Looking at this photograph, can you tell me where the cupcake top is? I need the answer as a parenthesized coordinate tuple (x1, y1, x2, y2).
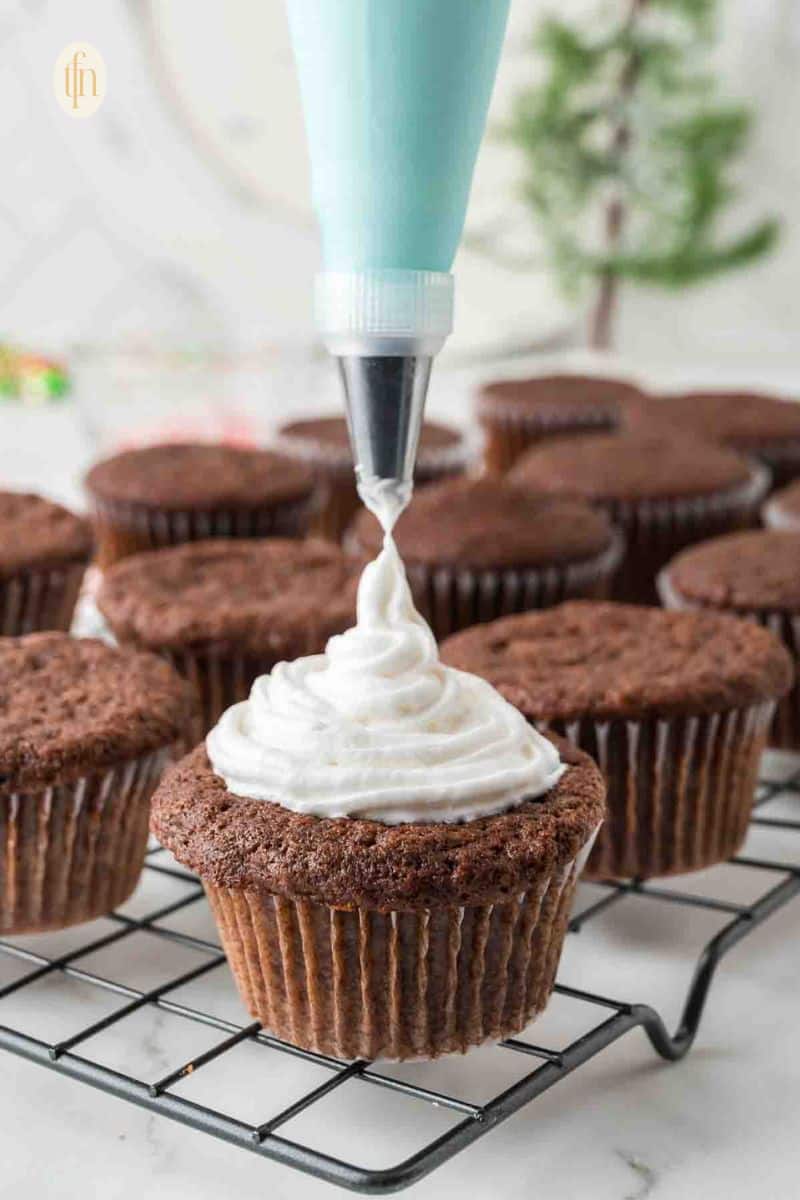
(0, 633, 196, 793)
(152, 737, 603, 908)
(665, 530, 800, 612)
(347, 476, 618, 569)
(441, 601, 793, 722)
(0, 491, 91, 577)
(85, 443, 313, 511)
(477, 374, 645, 422)
(509, 431, 755, 503)
(276, 415, 467, 476)
(98, 539, 361, 656)
(764, 480, 800, 529)
(630, 390, 800, 449)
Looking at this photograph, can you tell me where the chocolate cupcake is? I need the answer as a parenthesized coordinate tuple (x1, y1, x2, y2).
(85, 443, 314, 567)
(763, 480, 800, 531)
(152, 542, 604, 1060)
(476, 374, 647, 474)
(0, 491, 91, 635)
(275, 415, 469, 541)
(510, 431, 768, 605)
(442, 602, 792, 881)
(98, 539, 361, 739)
(627, 390, 800, 489)
(660, 530, 800, 750)
(0, 634, 195, 933)
(345, 477, 623, 640)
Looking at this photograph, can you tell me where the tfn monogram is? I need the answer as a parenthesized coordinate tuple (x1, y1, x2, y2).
(54, 43, 106, 118)
(64, 49, 98, 111)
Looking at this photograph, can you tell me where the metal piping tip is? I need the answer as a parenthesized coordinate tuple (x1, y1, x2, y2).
(337, 354, 432, 529)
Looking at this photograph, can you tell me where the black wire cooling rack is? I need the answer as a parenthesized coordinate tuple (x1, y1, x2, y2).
(1, 763, 799, 1195)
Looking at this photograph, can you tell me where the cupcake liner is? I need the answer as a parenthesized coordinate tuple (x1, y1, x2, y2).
(90, 494, 312, 567)
(401, 531, 624, 642)
(204, 843, 589, 1061)
(0, 562, 87, 636)
(0, 748, 168, 934)
(660, 569, 800, 752)
(601, 462, 770, 606)
(546, 703, 773, 881)
(160, 648, 283, 745)
(479, 404, 617, 476)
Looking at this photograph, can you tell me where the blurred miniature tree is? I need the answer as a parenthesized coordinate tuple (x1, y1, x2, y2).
(504, 0, 779, 349)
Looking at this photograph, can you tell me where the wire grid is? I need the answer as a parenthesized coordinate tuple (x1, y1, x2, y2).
(0, 765, 799, 1195)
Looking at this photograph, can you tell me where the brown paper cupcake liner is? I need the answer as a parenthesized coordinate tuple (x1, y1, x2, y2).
(204, 841, 592, 1061)
(401, 531, 624, 642)
(660, 570, 800, 752)
(545, 702, 773, 881)
(161, 648, 283, 745)
(479, 404, 617, 476)
(0, 562, 87, 636)
(601, 462, 770, 606)
(0, 748, 168, 934)
(90, 493, 312, 568)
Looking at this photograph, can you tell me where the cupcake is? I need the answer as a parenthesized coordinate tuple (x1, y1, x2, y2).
(763, 480, 800, 531)
(660, 530, 800, 750)
(98, 539, 362, 740)
(85, 443, 314, 567)
(627, 390, 800, 490)
(442, 602, 792, 881)
(0, 491, 91, 635)
(509, 431, 768, 605)
(0, 633, 195, 933)
(152, 540, 605, 1060)
(345, 477, 623, 641)
(275, 415, 469, 541)
(476, 374, 647, 475)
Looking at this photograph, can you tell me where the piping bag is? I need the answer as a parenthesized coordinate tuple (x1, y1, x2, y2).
(285, 0, 511, 531)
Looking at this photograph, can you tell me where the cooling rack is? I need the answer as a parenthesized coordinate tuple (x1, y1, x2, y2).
(1, 762, 798, 1195)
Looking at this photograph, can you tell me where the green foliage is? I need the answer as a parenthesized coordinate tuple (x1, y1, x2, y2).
(504, 0, 779, 304)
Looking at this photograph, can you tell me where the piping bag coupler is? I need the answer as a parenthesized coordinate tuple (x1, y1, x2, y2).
(316, 268, 454, 525)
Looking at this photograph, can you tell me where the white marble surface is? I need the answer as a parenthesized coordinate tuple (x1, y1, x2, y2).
(1, 760, 799, 1200)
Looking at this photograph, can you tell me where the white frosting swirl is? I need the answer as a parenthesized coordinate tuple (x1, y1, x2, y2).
(206, 536, 564, 823)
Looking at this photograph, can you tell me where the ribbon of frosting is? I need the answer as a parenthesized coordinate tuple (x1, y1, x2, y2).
(207, 535, 564, 823)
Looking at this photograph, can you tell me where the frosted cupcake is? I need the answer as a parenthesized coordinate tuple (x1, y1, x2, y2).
(152, 537, 604, 1060)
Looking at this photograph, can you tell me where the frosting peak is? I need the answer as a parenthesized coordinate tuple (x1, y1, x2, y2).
(207, 535, 564, 824)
